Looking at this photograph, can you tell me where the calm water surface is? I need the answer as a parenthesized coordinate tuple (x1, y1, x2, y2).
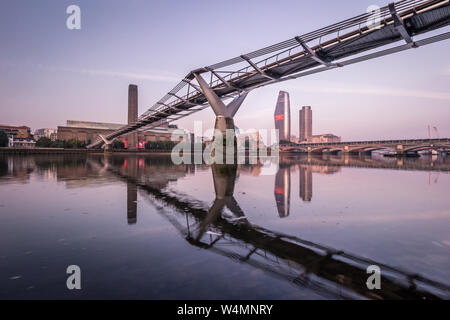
(0, 154, 449, 299)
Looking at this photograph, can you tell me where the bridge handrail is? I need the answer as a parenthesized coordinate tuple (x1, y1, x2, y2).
(137, 0, 431, 121)
(88, 0, 449, 148)
(139, 0, 433, 119)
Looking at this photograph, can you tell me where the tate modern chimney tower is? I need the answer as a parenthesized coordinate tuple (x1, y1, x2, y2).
(274, 91, 291, 142)
(127, 84, 138, 150)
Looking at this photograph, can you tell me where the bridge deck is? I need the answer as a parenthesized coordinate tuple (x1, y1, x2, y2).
(89, 0, 450, 148)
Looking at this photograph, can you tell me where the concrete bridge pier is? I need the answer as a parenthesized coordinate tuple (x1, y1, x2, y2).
(396, 144, 404, 156)
(98, 134, 114, 153)
(193, 73, 248, 160)
(343, 146, 360, 155)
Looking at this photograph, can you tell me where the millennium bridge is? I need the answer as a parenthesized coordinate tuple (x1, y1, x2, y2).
(88, 0, 450, 149)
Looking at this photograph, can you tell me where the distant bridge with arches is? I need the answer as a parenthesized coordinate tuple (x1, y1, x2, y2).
(279, 138, 450, 155)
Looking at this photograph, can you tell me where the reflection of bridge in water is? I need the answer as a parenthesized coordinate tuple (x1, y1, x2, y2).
(2, 154, 449, 299)
(281, 153, 450, 172)
(280, 138, 450, 155)
(88, 155, 450, 300)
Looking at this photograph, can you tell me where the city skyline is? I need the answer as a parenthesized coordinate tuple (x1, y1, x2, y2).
(1, 0, 449, 303)
(0, 0, 449, 141)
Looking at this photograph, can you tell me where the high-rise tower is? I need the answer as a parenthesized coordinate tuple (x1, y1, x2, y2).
(127, 84, 138, 150)
(299, 106, 312, 142)
(274, 91, 291, 142)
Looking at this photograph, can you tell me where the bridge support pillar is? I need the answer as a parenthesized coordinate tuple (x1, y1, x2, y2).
(396, 144, 404, 156)
(99, 134, 114, 153)
(193, 73, 248, 160)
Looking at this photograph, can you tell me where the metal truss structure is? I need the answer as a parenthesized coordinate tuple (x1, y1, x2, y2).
(88, 0, 450, 148)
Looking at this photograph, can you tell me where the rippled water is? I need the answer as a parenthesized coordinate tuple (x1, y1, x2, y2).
(0, 154, 449, 299)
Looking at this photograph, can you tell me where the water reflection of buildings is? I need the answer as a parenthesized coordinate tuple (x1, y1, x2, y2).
(299, 165, 312, 202)
(1, 154, 450, 299)
(101, 157, 449, 300)
(299, 164, 340, 202)
(93, 155, 195, 225)
(274, 165, 290, 217)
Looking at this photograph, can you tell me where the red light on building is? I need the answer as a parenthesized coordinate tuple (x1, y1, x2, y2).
(275, 114, 284, 121)
(138, 141, 145, 149)
(122, 140, 128, 149)
(275, 187, 284, 195)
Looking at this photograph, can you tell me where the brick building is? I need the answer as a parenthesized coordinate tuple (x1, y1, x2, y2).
(0, 125, 31, 139)
(57, 85, 185, 148)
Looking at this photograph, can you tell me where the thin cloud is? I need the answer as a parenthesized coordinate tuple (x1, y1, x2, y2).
(285, 83, 450, 101)
(61, 67, 180, 83)
(2, 61, 181, 83)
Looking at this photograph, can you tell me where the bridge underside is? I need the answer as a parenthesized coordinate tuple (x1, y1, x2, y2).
(88, 0, 450, 148)
(404, 145, 450, 152)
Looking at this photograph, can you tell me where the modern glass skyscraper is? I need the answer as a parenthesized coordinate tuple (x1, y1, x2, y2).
(299, 106, 312, 142)
(274, 91, 291, 142)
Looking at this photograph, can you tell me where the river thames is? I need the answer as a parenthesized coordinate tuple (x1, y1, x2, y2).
(0, 154, 449, 299)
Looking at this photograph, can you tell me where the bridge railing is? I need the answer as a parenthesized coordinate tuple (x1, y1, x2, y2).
(138, 0, 435, 122)
(88, 0, 450, 148)
(139, 0, 435, 121)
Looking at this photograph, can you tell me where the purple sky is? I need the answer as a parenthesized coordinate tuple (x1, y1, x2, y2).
(0, 0, 449, 140)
